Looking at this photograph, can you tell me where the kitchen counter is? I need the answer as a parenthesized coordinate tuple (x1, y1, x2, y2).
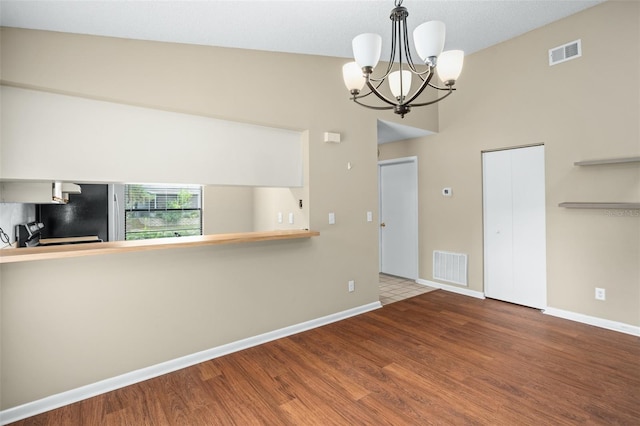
(39, 236, 102, 245)
(0, 229, 319, 264)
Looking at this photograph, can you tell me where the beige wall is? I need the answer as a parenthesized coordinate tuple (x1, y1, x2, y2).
(0, 26, 436, 408)
(1, 0, 638, 411)
(202, 186, 255, 234)
(380, 1, 640, 325)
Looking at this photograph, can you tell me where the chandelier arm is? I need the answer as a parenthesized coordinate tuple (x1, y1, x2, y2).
(408, 87, 454, 107)
(371, 19, 397, 83)
(353, 79, 386, 98)
(402, 15, 420, 74)
(413, 67, 435, 84)
(397, 14, 407, 101)
(402, 68, 436, 106)
(351, 84, 384, 101)
(384, 18, 399, 78)
(353, 98, 395, 111)
(365, 78, 402, 107)
(428, 82, 458, 91)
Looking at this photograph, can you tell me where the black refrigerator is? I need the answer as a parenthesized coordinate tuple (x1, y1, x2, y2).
(37, 184, 109, 241)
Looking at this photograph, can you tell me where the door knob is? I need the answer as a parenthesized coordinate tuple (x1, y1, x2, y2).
(380, 222, 386, 227)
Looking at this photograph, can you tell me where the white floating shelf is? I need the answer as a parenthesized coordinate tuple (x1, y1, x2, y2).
(574, 156, 640, 166)
(559, 202, 640, 209)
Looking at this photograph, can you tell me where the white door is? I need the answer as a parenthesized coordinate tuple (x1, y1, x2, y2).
(379, 157, 418, 279)
(483, 146, 547, 309)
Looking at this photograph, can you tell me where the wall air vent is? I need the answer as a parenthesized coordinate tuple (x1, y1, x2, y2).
(433, 250, 468, 286)
(549, 39, 582, 66)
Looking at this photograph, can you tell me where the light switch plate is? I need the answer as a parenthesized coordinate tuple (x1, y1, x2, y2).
(328, 212, 336, 225)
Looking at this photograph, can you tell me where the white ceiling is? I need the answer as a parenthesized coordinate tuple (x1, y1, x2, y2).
(0, 0, 605, 143)
(0, 0, 604, 59)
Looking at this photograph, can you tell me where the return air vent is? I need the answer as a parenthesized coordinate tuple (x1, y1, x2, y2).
(433, 250, 468, 286)
(549, 39, 582, 66)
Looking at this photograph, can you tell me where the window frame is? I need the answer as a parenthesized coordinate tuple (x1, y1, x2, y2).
(124, 184, 203, 241)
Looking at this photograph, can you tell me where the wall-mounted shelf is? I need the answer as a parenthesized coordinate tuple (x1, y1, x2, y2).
(561, 155, 640, 210)
(559, 202, 640, 209)
(574, 156, 640, 166)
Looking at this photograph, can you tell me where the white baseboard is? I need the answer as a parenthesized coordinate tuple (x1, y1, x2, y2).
(417, 280, 639, 337)
(543, 307, 640, 337)
(0, 301, 382, 425)
(416, 278, 486, 299)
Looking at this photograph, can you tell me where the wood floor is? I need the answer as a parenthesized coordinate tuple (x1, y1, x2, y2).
(10, 290, 640, 425)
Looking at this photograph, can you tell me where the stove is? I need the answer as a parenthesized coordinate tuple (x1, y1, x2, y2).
(15, 222, 102, 247)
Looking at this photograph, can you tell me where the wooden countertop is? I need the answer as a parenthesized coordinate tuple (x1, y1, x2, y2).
(0, 229, 319, 264)
(40, 236, 102, 244)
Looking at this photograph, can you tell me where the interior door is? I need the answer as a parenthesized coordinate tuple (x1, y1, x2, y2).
(483, 145, 547, 309)
(379, 157, 418, 279)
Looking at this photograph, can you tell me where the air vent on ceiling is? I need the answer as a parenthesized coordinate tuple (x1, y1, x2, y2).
(549, 39, 582, 66)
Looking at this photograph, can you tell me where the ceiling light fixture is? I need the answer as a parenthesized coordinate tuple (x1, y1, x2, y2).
(342, 0, 464, 118)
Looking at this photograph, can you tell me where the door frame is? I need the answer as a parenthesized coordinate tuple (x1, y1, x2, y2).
(378, 156, 419, 279)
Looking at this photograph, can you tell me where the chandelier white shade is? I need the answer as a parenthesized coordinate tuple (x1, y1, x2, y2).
(352, 33, 383, 69)
(413, 21, 446, 63)
(437, 50, 465, 85)
(389, 70, 412, 98)
(342, 62, 366, 92)
(342, 0, 464, 118)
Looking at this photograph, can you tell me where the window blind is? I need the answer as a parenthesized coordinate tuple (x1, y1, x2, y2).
(124, 184, 202, 240)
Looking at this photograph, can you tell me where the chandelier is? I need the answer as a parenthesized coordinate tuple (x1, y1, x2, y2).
(342, 0, 464, 118)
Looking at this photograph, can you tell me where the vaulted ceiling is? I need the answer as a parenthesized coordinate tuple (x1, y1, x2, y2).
(0, 0, 605, 143)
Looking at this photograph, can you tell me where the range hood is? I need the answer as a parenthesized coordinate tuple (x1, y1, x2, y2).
(0, 181, 81, 204)
(53, 181, 82, 203)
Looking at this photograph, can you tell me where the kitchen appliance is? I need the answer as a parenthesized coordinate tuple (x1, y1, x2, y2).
(15, 221, 103, 247)
(15, 222, 45, 247)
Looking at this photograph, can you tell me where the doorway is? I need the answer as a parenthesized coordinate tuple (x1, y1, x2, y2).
(482, 145, 547, 309)
(378, 157, 418, 279)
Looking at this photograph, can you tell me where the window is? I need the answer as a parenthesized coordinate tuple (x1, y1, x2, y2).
(124, 184, 202, 240)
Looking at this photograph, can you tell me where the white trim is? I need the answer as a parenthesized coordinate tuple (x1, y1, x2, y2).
(544, 307, 640, 337)
(416, 278, 486, 299)
(377, 156, 418, 166)
(417, 280, 638, 337)
(0, 301, 382, 425)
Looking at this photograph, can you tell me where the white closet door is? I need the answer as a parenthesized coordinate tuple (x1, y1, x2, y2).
(483, 146, 547, 309)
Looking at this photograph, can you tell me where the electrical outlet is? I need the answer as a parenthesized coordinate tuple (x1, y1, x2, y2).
(348, 280, 355, 293)
(595, 287, 606, 301)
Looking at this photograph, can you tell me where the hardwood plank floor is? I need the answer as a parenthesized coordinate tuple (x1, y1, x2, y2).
(9, 290, 640, 425)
